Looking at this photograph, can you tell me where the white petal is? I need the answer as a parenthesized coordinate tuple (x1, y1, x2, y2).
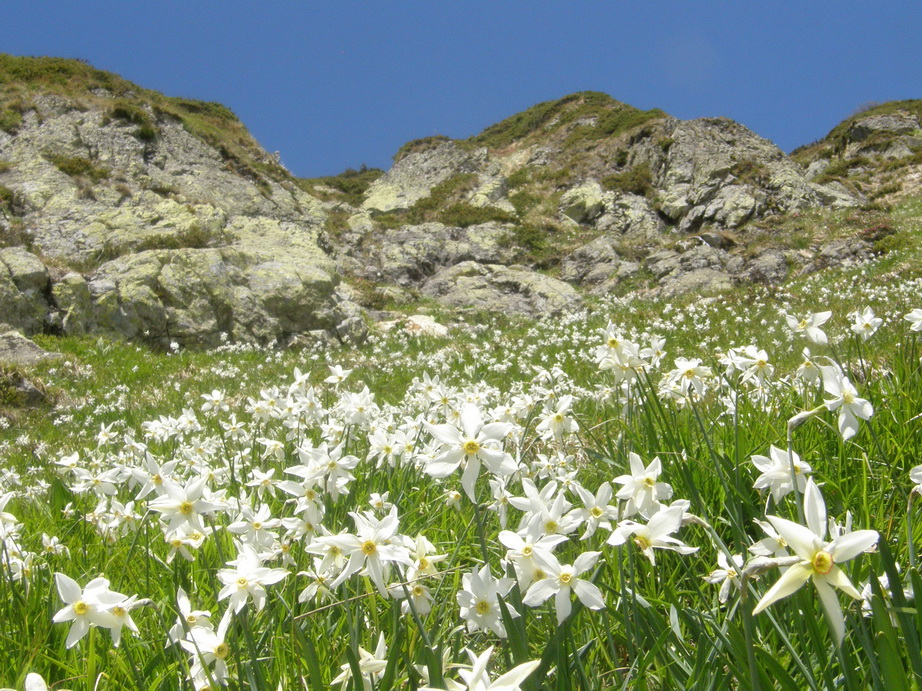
(803, 479, 827, 540)
(555, 587, 572, 625)
(55, 573, 82, 604)
(573, 580, 606, 610)
(828, 530, 878, 563)
(766, 515, 822, 561)
(490, 659, 541, 691)
(814, 575, 846, 646)
(825, 566, 863, 600)
(460, 404, 483, 440)
(25, 674, 48, 691)
(752, 562, 812, 614)
(572, 551, 601, 575)
(522, 578, 557, 607)
(425, 423, 461, 446)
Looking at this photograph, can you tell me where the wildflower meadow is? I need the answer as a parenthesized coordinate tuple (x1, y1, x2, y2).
(2, 256, 922, 690)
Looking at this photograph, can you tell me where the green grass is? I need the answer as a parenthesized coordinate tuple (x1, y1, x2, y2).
(467, 91, 667, 151)
(297, 166, 386, 207)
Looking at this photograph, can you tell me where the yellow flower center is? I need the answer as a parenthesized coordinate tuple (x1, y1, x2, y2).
(419, 557, 429, 569)
(362, 540, 377, 556)
(463, 440, 480, 455)
(534, 568, 546, 580)
(113, 606, 126, 617)
(812, 550, 834, 575)
(545, 520, 558, 533)
(635, 536, 651, 551)
(252, 522, 262, 530)
(475, 600, 491, 614)
(591, 506, 604, 518)
(412, 585, 425, 597)
(798, 318, 808, 329)
(179, 501, 194, 515)
(214, 642, 229, 659)
(187, 615, 198, 624)
(843, 391, 855, 404)
(608, 337, 620, 348)
(237, 577, 248, 587)
(560, 572, 573, 585)
(554, 413, 564, 423)
(73, 600, 88, 615)
(522, 545, 533, 557)
(643, 476, 656, 488)
(153, 474, 163, 485)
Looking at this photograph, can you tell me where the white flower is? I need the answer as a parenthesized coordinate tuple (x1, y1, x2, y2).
(785, 311, 832, 345)
(904, 308, 922, 332)
(217, 544, 289, 613)
(498, 527, 567, 590)
(567, 481, 619, 540)
(535, 395, 579, 441)
(795, 348, 821, 384)
(181, 611, 232, 686)
(331, 632, 387, 690)
(614, 453, 673, 519)
(849, 307, 882, 341)
(167, 587, 212, 646)
(751, 445, 812, 504)
(820, 362, 873, 440)
(704, 553, 744, 603)
(453, 646, 540, 691)
(52, 573, 126, 648)
(752, 479, 879, 645)
(425, 404, 515, 501)
(607, 504, 698, 565)
(322, 506, 412, 597)
(522, 550, 605, 624)
(457, 564, 514, 638)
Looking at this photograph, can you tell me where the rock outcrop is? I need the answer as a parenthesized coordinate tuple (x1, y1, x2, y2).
(0, 59, 904, 341)
(0, 58, 350, 346)
(422, 261, 581, 317)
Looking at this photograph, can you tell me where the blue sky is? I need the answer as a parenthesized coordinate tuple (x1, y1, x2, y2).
(2, 2, 919, 178)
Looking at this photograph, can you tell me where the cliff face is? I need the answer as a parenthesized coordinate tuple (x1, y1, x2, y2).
(0, 59, 906, 345)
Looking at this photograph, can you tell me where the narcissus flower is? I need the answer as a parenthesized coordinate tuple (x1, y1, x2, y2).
(522, 550, 605, 624)
(820, 362, 873, 441)
(425, 404, 516, 501)
(752, 479, 879, 645)
(785, 311, 832, 345)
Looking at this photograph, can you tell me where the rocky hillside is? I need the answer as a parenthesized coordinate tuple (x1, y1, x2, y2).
(327, 92, 866, 308)
(0, 55, 358, 347)
(0, 56, 913, 347)
(793, 100, 922, 203)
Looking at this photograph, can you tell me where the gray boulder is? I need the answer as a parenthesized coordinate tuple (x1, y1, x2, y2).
(88, 247, 338, 347)
(352, 222, 518, 285)
(0, 248, 50, 334)
(422, 261, 582, 316)
(0, 329, 62, 367)
(363, 141, 488, 213)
